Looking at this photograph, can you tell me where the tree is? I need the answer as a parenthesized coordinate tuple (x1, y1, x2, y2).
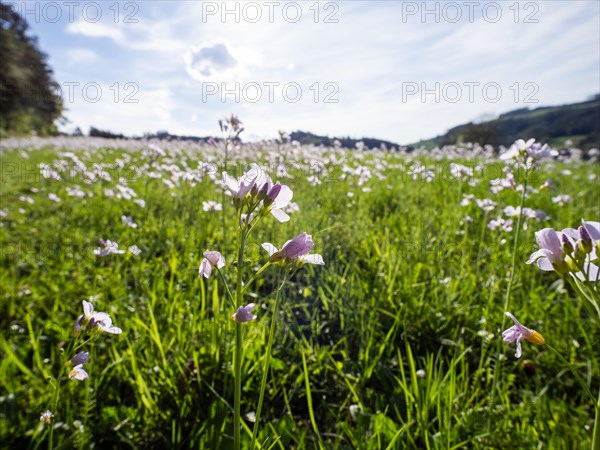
(0, 1, 63, 135)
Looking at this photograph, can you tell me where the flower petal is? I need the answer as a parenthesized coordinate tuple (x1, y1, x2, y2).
(261, 243, 278, 256)
(535, 228, 562, 264)
(270, 208, 290, 223)
(299, 254, 325, 265)
(82, 300, 94, 317)
(526, 249, 546, 265)
(272, 185, 293, 208)
(536, 257, 554, 272)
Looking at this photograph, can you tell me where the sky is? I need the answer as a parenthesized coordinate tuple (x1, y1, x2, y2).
(13, 0, 600, 144)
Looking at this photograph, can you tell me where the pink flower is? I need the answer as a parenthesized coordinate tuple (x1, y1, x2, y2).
(222, 165, 269, 199)
(265, 182, 293, 223)
(40, 410, 53, 424)
(231, 303, 257, 323)
(262, 232, 324, 265)
(582, 220, 600, 248)
(528, 226, 599, 281)
(198, 251, 225, 278)
(73, 300, 122, 334)
(502, 312, 545, 358)
(526, 228, 569, 274)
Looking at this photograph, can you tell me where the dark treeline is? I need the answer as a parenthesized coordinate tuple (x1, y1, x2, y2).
(0, 1, 63, 136)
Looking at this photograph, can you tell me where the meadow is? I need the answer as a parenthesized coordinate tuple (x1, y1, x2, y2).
(0, 128, 599, 449)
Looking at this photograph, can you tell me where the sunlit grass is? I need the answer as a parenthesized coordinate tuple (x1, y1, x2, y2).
(0, 138, 598, 449)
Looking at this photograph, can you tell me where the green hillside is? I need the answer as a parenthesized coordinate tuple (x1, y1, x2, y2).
(414, 95, 600, 150)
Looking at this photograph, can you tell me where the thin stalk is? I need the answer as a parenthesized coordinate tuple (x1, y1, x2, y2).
(250, 271, 289, 448)
(233, 219, 247, 450)
(568, 276, 600, 321)
(593, 389, 600, 450)
(242, 262, 272, 295)
(47, 363, 65, 450)
(489, 172, 528, 419)
(47, 333, 83, 450)
(216, 268, 236, 309)
(545, 344, 595, 403)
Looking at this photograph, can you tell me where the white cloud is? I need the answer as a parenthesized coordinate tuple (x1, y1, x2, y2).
(185, 42, 238, 79)
(51, 1, 599, 144)
(65, 20, 124, 41)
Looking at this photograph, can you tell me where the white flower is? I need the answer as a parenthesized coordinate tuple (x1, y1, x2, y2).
(202, 200, 222, 212)
(128, 245, 142, 255)
(198, 251, 226, 278)
(94, 240, 125, 256)
(69, 364, 89, 381)
(121, 215, 138, 228)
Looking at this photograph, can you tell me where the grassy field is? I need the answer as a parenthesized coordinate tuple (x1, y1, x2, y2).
(1, 133, 599, 449)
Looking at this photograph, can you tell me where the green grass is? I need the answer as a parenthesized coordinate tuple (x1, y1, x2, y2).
(0, 139, 599, 449)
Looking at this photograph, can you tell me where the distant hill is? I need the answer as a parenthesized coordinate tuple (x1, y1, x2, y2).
(289, 131, 398, 150)
(81, 96, 600, 152)
(412, 95, 600, 150)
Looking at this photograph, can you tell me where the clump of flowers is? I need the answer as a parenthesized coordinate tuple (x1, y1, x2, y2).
(41, 298, 122, 448)
(73, 300, 122, 334)
(527, 222, 599, 282)
(500, 138, 558, 168)
(198, 117, 325, 450)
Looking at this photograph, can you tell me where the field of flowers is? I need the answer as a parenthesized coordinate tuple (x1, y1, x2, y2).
(1, 121, 599, 449)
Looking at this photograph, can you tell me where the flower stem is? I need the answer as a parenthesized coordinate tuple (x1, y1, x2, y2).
(233, 223, 247, 450)
(488, 173, 528, 422)
(48, 335, 79, 450)
(545, 344, 595, 403)
(242, 262, 272, 295)
(592, 389, 600, 450)
(250, 271, 289, 448)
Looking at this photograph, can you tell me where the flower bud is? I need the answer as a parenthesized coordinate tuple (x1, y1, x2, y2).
(578, 225, 593, 253)
(257, 182, 269, 200)
(573, 242, 586, 261)
(267, 183, 282, 201)
(564, 256, 579, 274)
(561, 234, 574, 255)
(70, 351, 89, 366)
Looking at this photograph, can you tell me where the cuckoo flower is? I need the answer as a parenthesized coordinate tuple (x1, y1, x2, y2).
(94, 239, 125, 256)
(262, 232, 324, 265)
(529, 225, 599, 281)
(502, 312, 545, 358)
(264, 182, 293, 223)
(198, 251, 225, 278)
(231, 303, 257, 323)
(69, 364, 89, 381)
(582, 220, 600, 250)
(222, 165, 269, 200)
(500, 138, 557, 168)
(526, 228, 569, 274)
(40, 410, 54, 424)
(73, 300, 122, 334)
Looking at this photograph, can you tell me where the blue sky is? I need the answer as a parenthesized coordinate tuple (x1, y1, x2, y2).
(15, 0, 600, 144)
